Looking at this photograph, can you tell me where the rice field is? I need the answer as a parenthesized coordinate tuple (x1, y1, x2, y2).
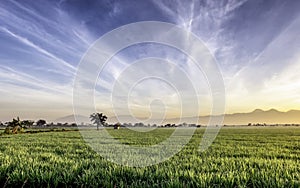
(0, 127, 299, 187)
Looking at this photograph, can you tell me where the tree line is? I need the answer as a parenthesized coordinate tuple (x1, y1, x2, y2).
(2, 113, 299, 134)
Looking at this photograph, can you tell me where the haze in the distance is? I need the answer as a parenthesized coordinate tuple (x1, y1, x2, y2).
(0, 0, 300, 122)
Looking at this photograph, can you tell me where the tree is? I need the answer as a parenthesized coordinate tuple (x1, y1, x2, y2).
(22, 120, 34, 128)
(7, 117, 20, 127)
(6, 117, 26, 134)
(71, 123, 77, 127)
(90, 113, 107, 130)
(36, 119, 46, 126)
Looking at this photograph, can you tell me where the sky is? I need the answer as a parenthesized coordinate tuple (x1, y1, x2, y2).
(0, 0, 300, 122)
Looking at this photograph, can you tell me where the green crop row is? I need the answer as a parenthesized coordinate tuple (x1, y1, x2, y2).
(0, 127, 299, 187)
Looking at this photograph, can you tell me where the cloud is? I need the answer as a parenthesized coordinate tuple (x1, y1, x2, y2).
(0, 0, 98, 120)
(1, 0, 300, 121)
(0, 64, 72, 94)
(226, 14, 300, 112)
(1, 27, 76, 73)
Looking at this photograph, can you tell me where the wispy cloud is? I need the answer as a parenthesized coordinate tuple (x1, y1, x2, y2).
(0, 68, 73, 121)
(1, 27, 76, 73)
(0, 0, 300, 121)
(0, 64, 72, 95)
(226, 14, 300, 112)
(0, 0, 97, 120)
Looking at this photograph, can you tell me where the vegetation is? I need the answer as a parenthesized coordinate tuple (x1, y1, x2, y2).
(90, 113, 107, 130)
(114, 122, 121, 129)
(36, 119, 47, 126)
(4, 117, 31, 134)
(0, 127, 299, 187)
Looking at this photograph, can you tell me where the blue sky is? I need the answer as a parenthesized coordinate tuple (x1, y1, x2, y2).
(0, 0, 300, 121)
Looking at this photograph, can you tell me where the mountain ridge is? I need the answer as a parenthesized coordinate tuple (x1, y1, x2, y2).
(54, 109, 300, 125)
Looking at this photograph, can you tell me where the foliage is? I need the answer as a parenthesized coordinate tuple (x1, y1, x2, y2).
(4, 118, 35, 134)
(5, 117, 28, 134)
(0, 127, 299, 187)
(6, 117, 21, 127)
(90, 113, 107, 130)
(22, 120, 34, 128)
(36, 119, 46, 126)
(4, 127, 11, 134)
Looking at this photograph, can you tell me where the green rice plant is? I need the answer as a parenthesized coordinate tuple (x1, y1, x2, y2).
(0, 127, 299, 187)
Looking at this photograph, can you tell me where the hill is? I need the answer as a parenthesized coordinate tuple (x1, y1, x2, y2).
(53, 115, 89, 124)
(55, 109, 300, 125)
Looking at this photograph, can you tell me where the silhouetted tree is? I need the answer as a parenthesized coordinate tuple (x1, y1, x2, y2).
(90, 113, 107, 130)
(36, 119, 46, 126)
(71, 123, 77, 127)
(165, 124, 171, 127)
(22, 120, 34, 128)
(6, 117, 26, 134)
(7, 117, 20, 127)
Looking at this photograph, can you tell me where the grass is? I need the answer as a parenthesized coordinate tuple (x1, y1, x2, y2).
(0, 127, 299, 187)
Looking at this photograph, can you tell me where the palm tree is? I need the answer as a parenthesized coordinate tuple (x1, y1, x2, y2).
(90, 113, 107, 130)
(6, 117, 24, 134)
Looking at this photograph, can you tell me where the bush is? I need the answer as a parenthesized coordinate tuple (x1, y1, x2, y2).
(4, 127, 11, 134)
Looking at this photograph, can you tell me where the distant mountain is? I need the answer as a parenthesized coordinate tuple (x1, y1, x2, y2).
(166, 109, 300, 125)
(108, 115, 150, 124)
(55, 109, 300, 125)
(53, 114, 89, 124)
(221, 109, 300, 125)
